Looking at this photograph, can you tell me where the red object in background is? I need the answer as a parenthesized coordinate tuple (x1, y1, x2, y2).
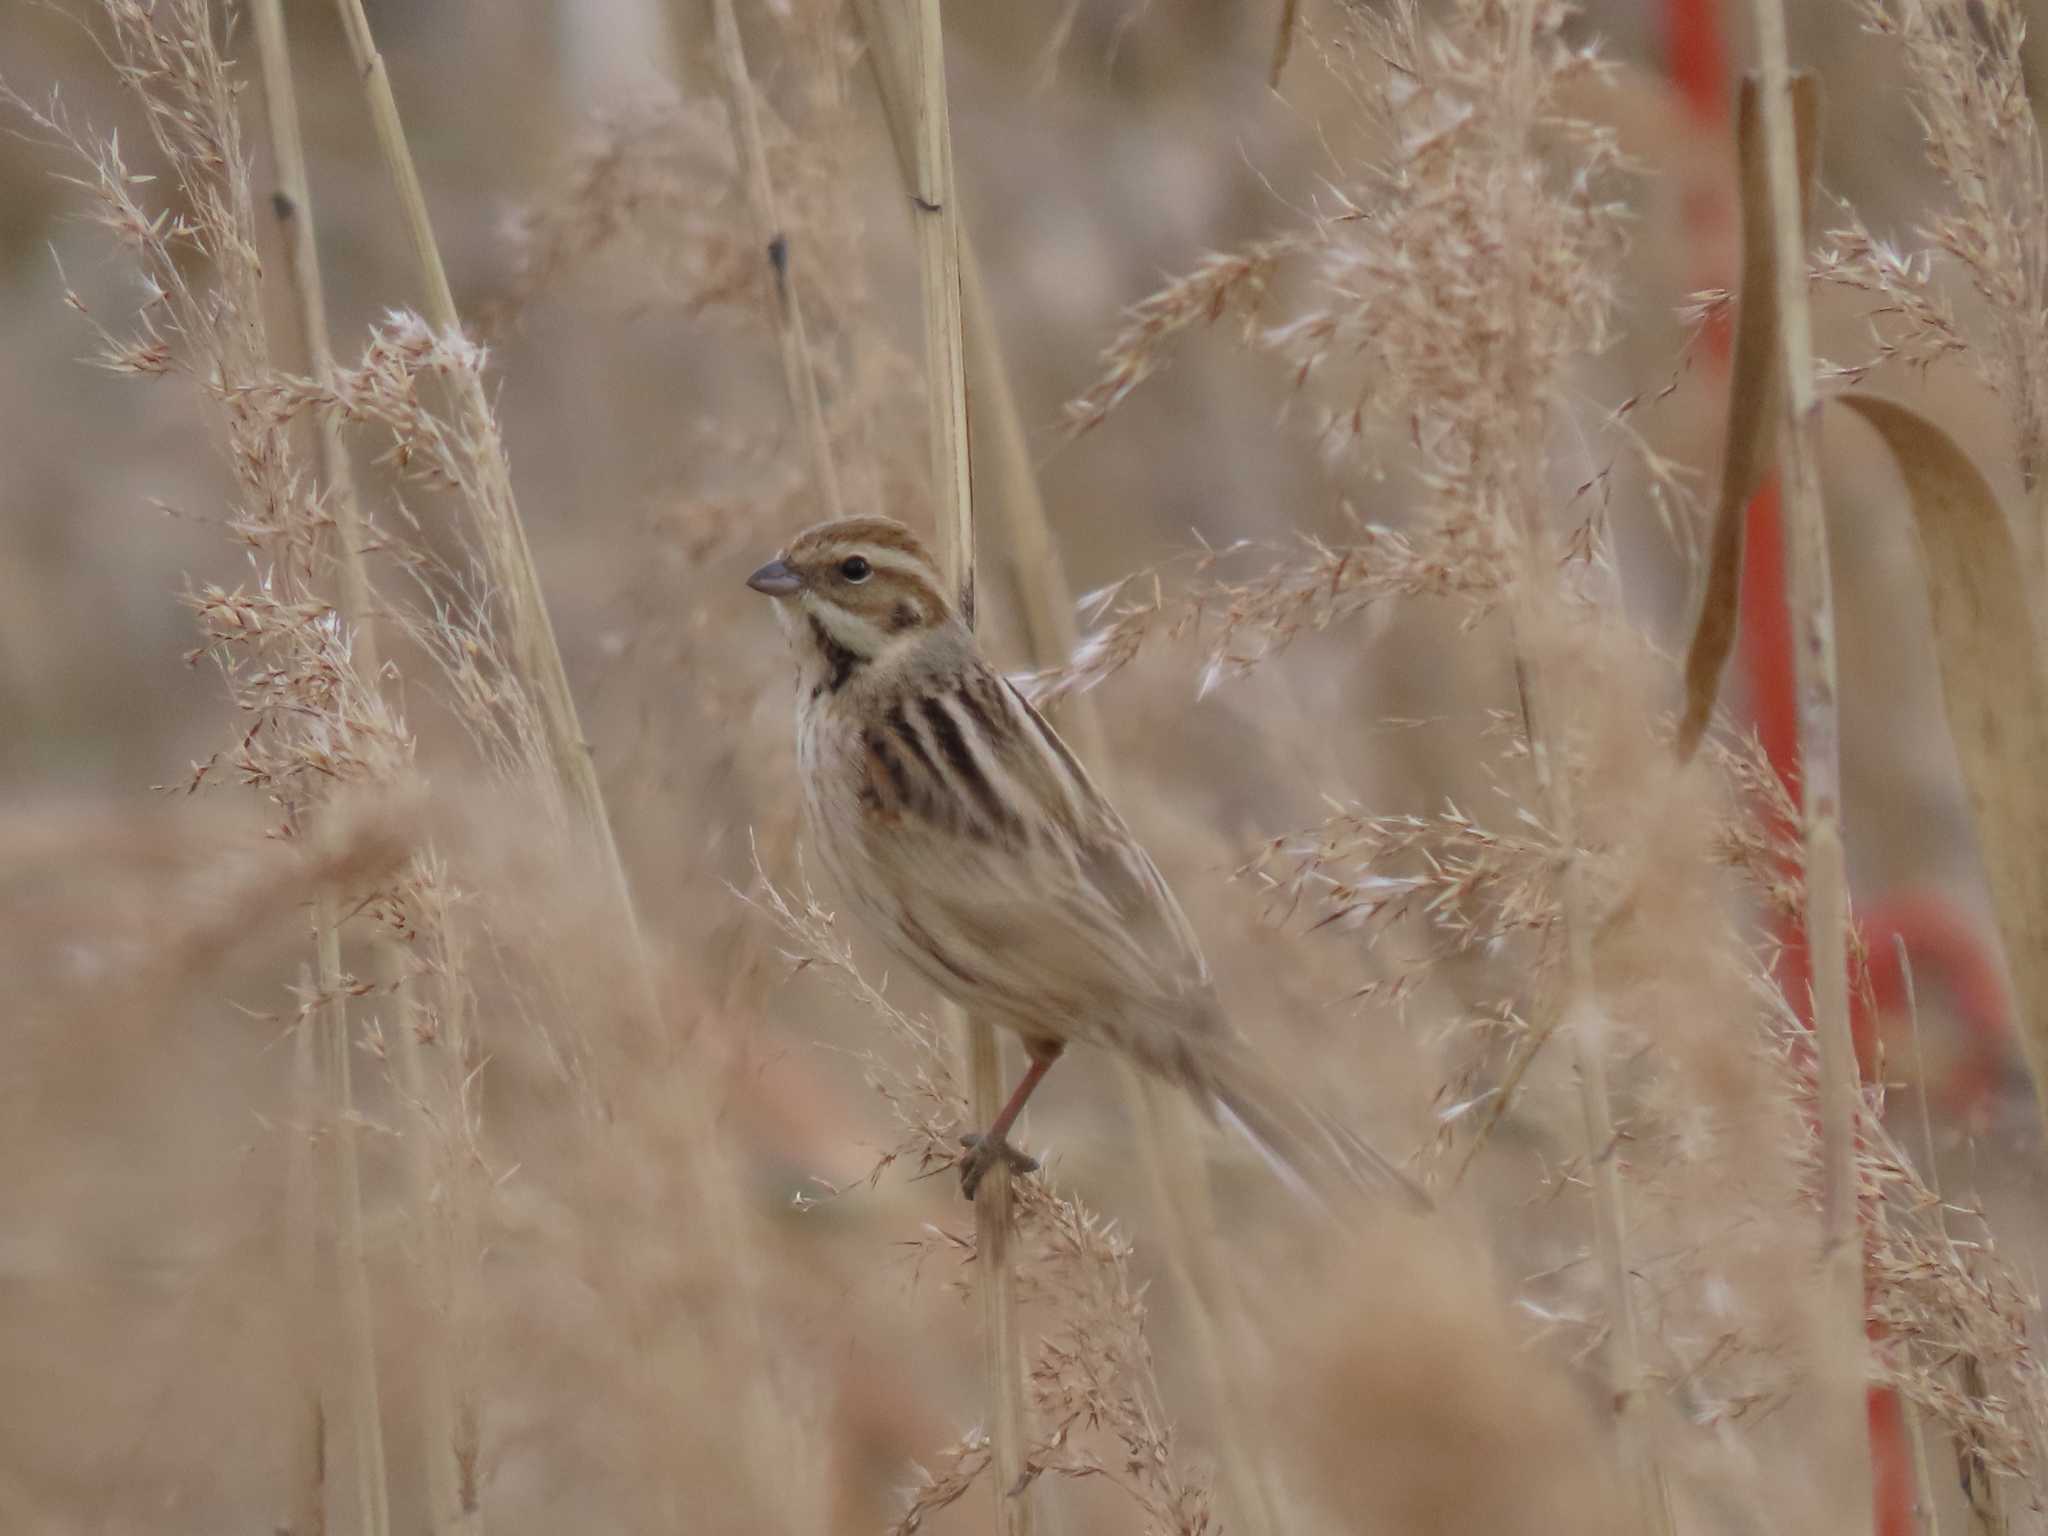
(1667, 0, 1727, 122)
(1856, 891, 2012, 1113)
(1662, 4, 2010, 1534)
(1737, 478, 1811, 1002)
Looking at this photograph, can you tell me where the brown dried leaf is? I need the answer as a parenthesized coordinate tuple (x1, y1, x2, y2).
(1675, 71, 1822, 762)
(1836, 391, 2046, 1112)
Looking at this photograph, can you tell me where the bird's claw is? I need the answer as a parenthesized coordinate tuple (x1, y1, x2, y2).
(957, 1132, 1039, 1200)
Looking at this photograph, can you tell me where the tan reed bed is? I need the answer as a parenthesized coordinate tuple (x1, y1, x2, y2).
(12, 1, 2048, 1532)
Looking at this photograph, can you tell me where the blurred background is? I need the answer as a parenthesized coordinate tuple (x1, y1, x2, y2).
(2, 2, 2043, 1532)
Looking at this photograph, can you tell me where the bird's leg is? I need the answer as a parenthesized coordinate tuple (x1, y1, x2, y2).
(958, 1039, 1063, 1199)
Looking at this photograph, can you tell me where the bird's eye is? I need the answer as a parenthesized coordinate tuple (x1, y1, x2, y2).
(839, 555, 873, 582)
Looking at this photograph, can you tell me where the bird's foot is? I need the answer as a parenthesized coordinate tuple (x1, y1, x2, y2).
(957, 1132, 1039, 1200)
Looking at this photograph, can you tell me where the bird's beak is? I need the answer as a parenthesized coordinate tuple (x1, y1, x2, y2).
(746, 558, 802, 597)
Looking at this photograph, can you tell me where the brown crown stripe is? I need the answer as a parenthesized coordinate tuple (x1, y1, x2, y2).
(787, 516, 936, 565)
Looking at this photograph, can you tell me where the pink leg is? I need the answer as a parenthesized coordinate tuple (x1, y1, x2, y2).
(958, 1042, 1063, 1199)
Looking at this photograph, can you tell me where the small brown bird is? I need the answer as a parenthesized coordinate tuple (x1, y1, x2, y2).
(750, 515, 1427, 1210)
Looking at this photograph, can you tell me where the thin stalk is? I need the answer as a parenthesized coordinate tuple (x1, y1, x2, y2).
(328, 6, 810, 1524)
(894, 0, 1033, 1526)
(1746, 2, 1875, 1528)
(330, 0, 639, 925)
(253, 0, 369, 631)
(318, 901, 391, 1536)
(1895, 939, 1942, 1536)
(962, 213, 1287, 1536)
(1507, 641, 1673, 1536)
(850, 6, 1278, 1525)
(2035, 474, 2048, 619)
(250, 8, 471, 1528)
(1270, 0, 1301, 87)
(709, 0, 844, 521)
(285, 964, 327, 1536)
(1957, 1351, 2009, 1536)
(1496, 3, 1670, 1530)
(1900, 936, 2002, 1536)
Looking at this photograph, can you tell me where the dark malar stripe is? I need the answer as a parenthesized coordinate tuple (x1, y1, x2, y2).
(808, 615, 862, 694)
(919, 693, 1018, 836)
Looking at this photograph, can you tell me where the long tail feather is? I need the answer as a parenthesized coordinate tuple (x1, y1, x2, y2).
(1204, 1046, 1432, 1214)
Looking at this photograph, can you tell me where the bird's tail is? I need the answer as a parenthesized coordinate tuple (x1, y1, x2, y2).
(1201, 1043, 1432, 1215)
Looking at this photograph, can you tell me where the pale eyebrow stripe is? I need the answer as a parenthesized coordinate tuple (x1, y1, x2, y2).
(852, 548, 935, 581)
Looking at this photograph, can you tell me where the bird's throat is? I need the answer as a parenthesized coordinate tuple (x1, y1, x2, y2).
(806, 614, 864, 697)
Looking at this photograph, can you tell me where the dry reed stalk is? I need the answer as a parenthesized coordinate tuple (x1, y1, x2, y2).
(1895, 939, 1945, 1536)
(1745, 5, 1875, 1527)
(249, 5, 473, 1527)
(1827, 425, 2048, 1477)
(255, 350, 394, 1525)
(317, 905, 392, 1536)
(963, 248, 1288, 1536)
(888, 0, 1034, 1525)
(1837, 391, 2048, 1158)
(1680, 64, 2038, 1514)
(1893, 910, 2008, 1536)
(1474, 5, 1669, 1529)
(285, 964, 327, 1536)
(1509, 643, 1672, 1535)
(8, 7, 414, 1530)
(1269, 0, 1301, 88)
(1829, 0, 2048, 1181)
(1957, 1351, 2011, 1536)
(1034, 26, 1685, 1525)
(751, 861, 1214, 1530)
(848, 0, 1279, 1526)
(329, 0, 639, 924)
(326, 5, 824, 1523)
(1675, 76, 1820, 765)
(709, 0, 843, 522)
(1846, 0, 2048, 585)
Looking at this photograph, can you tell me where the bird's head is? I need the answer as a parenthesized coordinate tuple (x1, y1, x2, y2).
(747, 517, 956, 678)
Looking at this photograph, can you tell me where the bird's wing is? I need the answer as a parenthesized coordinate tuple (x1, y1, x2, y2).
(999, 676, 1212, 981)
(847, 660, 1214, 1048)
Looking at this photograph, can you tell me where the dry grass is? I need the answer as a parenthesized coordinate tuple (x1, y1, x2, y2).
(8, 0, 2048, 1532)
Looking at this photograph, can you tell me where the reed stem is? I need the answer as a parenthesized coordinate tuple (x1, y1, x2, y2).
(284, 963, 327, 1536)
(709, 0, 844, 522)
(1495, 4, 1671, 1530)
(317, 901, 391, 1536)
(850, 4, 1283, 1524)
(330, 0, 639, 928)
(251, 8, 474, 1525)
(892, 0, 1034, 1525)
(1745, 3, 1875, 1527)
(961, 170, 1288, 1536)
(327, 6, 812, 1524)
